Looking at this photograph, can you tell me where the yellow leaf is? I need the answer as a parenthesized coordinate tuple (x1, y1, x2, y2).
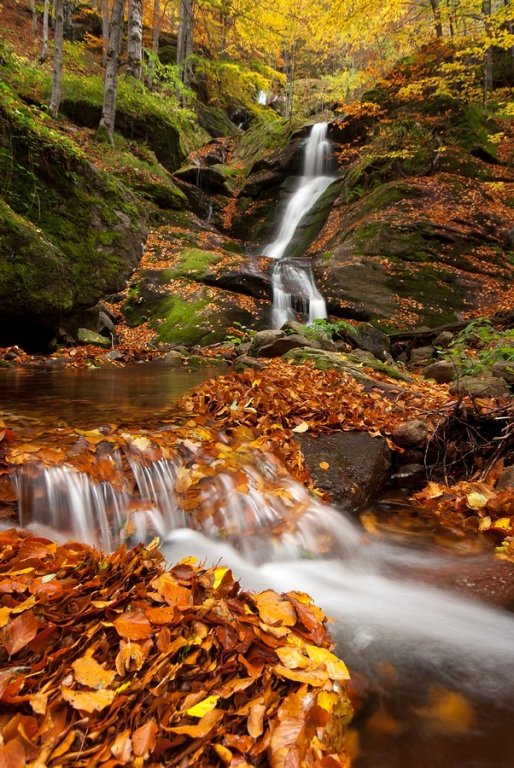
(186, 695, 219, 718)
(292, 422, 309, 433)
(466, 491, 488, 510)
(305, 645, 350, 680)
(213, 566, 229, 589)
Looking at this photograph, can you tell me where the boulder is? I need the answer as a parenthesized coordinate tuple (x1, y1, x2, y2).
(344, 322, 391, 361)
(492, 361, 514, 385)
(296, 431, 391, 513)
(496, 465, 514, 490)
(392, 420, 429, 448)
(250, 331, 318, 358)
(234, 355, 265, 372)
(423, 360, 456, 383)
(449, 376, 512, 399)
(410, 346, 435, 364)
(77, 328, 111, 348)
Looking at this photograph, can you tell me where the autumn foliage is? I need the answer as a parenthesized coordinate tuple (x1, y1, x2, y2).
(0, 530, 352, 767)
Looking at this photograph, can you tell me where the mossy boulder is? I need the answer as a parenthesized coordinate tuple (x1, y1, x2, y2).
(0, 84, 147, 347)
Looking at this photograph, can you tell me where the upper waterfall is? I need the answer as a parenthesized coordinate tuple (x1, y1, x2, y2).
(264, 123, 333, 326)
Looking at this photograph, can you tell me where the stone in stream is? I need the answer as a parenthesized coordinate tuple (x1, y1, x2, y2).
(249, 329, 320, 358)
(77, 328, 111, 348)
(449, 376, 512, 399)
(392, 420, 429, 448)
(423, 360, 456, 383)
(496, 465, 514, 491)
(492, 361, 514, 385)
(296, 431, 391, 514)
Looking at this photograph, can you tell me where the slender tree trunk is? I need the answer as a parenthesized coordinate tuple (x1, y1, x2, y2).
(49, 0, 64, 117)
(152, 0, 160, 55)
(30, 0, 38, 36)
(97, 0, 125, 143)
(482, 0, 493, 101)
(40, 0, 50, 62)
(429, 0, 444, 38)
(126, 0, 143, 78)
(177, 0, 194, 90)
(102, 0, 110, 67)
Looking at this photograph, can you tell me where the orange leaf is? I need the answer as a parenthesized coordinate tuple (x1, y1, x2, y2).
(132, 719, 158, 757)
(61, 686, 116, 713)
(72, 650, 116, 689)
(113, 612, 153, 640)
(1, 610, 40, 655)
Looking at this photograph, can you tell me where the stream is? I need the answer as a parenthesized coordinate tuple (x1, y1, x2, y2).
(2, 364, 514, 767)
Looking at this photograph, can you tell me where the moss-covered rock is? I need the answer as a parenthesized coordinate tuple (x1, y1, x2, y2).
(0, 83, 147, 346)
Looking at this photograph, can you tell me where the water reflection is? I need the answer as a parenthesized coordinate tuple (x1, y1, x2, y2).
(0, 362, 226, 426)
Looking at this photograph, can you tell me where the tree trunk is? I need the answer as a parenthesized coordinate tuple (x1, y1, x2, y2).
(482, 0, 493, 101)
(152, 0, 160, 55)
(97, 0, 126, 143)
(40, 0, 50, 62)
(177, 0, 194, 90)
(126, 0, 143, 78)
(429, 0, 443, 37)
(49, 0, 64, 117)
(30, 0, 38, 36)
(102, 0, 110, 67)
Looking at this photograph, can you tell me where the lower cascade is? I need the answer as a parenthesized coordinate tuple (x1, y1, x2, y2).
(264, 123, 332, 328)
(13, 449, 514, 706)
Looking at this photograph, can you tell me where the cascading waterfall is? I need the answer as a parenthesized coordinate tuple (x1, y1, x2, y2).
(13, 451, 514, 705)
(264, 123, 333, 328)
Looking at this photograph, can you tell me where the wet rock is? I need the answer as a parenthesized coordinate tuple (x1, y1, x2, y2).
(449, 376, 512, 399)
(423, 360, 456, 383)
(410, 346, 435, 364)
(77, 328, 111, 348)
(345, 322, 391, 361)
(392, 420, 429, 447)
(163, 350, 185, 366)
(234, 355, 265, 372)
(102, 350, 123, 362)
(434, 331, 454, 348)
(496, 465, 514, 490)
(296, 431, 391, 513)
(492, 361, 514, 385)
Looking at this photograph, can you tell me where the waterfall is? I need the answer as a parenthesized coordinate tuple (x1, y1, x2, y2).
(264, 123, 332, 328)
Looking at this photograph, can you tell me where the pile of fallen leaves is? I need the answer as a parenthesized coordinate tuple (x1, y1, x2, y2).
(0, 530, 352, 768)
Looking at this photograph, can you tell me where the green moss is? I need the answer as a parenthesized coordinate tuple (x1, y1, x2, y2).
(154, 296, 209, 344)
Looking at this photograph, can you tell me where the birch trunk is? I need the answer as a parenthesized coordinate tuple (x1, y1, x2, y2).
(40, 0, 50, 62)
(152, 0, 160, 55)
(97, 0, 126, 143)
(102, 0, 110, 67)
(30, 0, 38, 36)
(49, 0, 64, 117)
(126, 0, 143, 78)
(177, 0, 194, 89)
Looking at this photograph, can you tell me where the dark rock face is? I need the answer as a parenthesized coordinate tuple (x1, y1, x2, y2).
(296, 431, 392, 513)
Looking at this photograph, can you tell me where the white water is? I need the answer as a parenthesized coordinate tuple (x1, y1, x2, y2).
(15, 452, 514, 702)
(264, 123, 332, 327)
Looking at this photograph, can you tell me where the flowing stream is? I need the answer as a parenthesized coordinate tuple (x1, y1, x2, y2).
(264, 123, 332, 327)
(4, 366, 514, 766)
